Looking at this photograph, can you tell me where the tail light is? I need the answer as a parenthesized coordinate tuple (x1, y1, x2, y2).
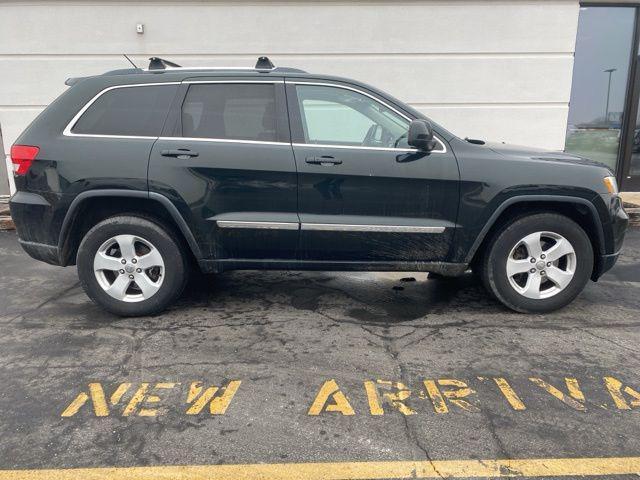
(10, 145, 40, 175)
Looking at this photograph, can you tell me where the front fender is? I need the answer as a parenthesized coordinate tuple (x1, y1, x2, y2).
(456, 193, 605, 264)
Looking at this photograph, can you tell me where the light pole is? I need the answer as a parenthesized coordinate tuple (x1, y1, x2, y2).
(604, 68, 617, 124)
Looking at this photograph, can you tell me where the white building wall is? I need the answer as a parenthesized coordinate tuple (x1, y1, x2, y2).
(0, 0, 580, 191)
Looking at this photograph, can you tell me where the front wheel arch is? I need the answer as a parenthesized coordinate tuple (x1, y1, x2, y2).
(467, 197, 604, 278)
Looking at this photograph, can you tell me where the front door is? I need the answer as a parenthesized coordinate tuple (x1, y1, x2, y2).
(149, 79, 299, 261)
(286, 81, 460, 263)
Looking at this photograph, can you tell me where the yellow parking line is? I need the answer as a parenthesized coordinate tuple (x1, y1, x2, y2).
(1, 457, 640, 479)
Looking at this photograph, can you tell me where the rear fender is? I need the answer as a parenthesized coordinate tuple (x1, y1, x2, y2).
(58, 189, 202, 265)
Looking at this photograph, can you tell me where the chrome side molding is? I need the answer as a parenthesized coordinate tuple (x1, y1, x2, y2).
(217, 220, 446, 233)
(216, 220, 299, 230)
(301, 223, 445, 233)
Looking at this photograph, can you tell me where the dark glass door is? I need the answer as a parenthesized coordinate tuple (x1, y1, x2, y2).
(565, 6, 636, 174)
(625, 109, 640, 190)
(621, 22, 640, 192)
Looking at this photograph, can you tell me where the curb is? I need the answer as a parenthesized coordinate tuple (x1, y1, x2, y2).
(0, 216, 14, 230)
(0, 202, 13, 231)
(621, 192, 640, 229)
(626, 207, 640, 228)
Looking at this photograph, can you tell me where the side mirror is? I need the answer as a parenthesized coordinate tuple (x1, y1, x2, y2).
(408, 119, 437, 151)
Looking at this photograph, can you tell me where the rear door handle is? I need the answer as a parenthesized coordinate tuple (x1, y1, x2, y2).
(161, 149, 199, 159)
(305, 156, 342, 166)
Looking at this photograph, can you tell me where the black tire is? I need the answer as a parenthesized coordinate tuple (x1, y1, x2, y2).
(480, 213, 593, 313)
(77, 215, 188, 317)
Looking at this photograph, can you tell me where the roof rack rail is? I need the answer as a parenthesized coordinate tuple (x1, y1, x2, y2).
(140, 56, 307, 74)
(148, 57, 181, 70)
(255, 56, 275, 71)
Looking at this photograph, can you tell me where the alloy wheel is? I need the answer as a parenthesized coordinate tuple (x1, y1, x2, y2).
(505, 231, 576, 300)
(93, 234, 165, 302)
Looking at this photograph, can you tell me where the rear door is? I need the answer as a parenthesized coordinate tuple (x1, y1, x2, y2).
(148, 78, 299, 261)
(286, 80, 460, 263)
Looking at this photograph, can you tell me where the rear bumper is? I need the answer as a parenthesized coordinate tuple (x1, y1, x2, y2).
(10, 191, 62, 266)
(18, 239, 61, 266)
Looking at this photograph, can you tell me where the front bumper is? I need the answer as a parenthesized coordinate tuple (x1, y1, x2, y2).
(607, 194, 629, 253)
(593, 251, 621, 281)
(592, 193, 629, 280)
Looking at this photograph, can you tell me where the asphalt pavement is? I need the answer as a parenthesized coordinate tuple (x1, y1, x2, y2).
(1, 229, 639, 479)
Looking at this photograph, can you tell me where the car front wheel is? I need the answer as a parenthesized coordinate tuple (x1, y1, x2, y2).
(481, 213, 594, 313)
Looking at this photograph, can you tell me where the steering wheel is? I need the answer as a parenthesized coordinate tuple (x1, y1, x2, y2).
(393, 132, 408, 148)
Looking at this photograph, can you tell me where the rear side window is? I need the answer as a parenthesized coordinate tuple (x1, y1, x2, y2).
(71, 84, 177, 137)
(181, 84, 277, 142)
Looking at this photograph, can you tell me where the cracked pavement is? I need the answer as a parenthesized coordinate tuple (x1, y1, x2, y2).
(1, 229, 639, 475)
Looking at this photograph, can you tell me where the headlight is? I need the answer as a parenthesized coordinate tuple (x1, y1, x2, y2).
(603, 176, 619, 195)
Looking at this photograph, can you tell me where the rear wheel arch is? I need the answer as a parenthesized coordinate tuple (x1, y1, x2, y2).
(467, 196, 604, 273)
(58, 190, 202, 267)
(77, 214, 188, 316)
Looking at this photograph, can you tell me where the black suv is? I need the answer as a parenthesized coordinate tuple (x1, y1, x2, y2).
(9, 57, 629, 316)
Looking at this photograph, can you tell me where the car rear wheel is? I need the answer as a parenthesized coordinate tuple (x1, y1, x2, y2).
(481, 213, 593, 313)
(77, 215, 187, 317)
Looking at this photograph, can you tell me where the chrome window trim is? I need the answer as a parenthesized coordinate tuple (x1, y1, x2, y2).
(292, 143, 419, 153)
(301, 223, 446, 233)
(217, 220, 299, 230)
(159, 136, 289, 146)
(64, 133, 158, 140)
(183, 80, 284, 84)
(143, 67, 276, 72)
(62, 79, 448, 155)
(62, 82, 181, 138)
(287, 80, 447, 154)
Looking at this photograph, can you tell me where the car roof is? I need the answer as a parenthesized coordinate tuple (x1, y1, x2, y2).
(65, 56, 377, 93)
(98, 66, 361, 84)
(67, 66, 366, 89)
(64, 58, 456, 141)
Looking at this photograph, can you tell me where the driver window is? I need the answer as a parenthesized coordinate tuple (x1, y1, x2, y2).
(295, 85, 410, 148)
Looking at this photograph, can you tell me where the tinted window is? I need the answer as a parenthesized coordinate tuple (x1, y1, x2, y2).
(182, 84, 277, 141)
(295, 85, 410, 148)
(72, 84, 176, 137)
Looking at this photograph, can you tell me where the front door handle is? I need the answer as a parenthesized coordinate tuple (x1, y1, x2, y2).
(161, 149, 199, 159)
(305, 156, 342, 166)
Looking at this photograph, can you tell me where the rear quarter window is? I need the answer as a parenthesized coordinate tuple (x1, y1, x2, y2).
(70, 84, 177, 137)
